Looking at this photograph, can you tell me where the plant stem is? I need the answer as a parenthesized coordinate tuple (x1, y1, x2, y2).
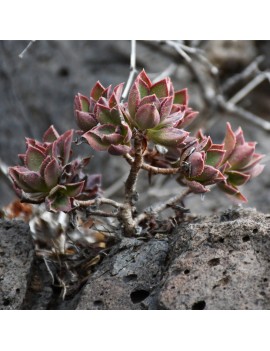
(120, 132, 143, 236)
(124, 153, 180, 175)
(74, 197, 123, 209)
(135, 188, 191, 225)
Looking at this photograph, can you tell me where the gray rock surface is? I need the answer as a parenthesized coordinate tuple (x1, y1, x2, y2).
(158, 208, 270, 310)
(76, 238, 169, 310)
(0, 220, 34, 309)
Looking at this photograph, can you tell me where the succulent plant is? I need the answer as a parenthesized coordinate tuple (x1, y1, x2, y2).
(173, 135, 226, 193)
(126, 70, 197, 147)
(75, 81, 132, 155)
(216, 123, 265, 202)
(9, 126, 101, 212)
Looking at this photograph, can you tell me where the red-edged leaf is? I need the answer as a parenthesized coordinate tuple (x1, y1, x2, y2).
(102, 133, 123, 144)
(25, 145, 46, 172)
(46, 193, 72, 213)
(128, 82, 140, 118)
(150, 78, 170, 98)
(39, 155, 52, 178)
(223, 122, 236, 161)
(147, 127, 188, 147)
(188, 151, 205, 178)
(227, 170, 250, 186)
(135, 104, 160, 130)
(160, 96, 173, 120)
(228, 144, 255, 169)
(76, 111, 97, 132)
(20, 171, 47, 192)
(83, 131, 108, 151)
(90, 81, 106, 101)
(176, 110, 198, 129)
(43, 125, 60, 143)
(182, 179, 210, 194)
(9, 167, 36, 193)
(111, 83, 124, 103)
(64, 181, 85, 197)
(137, 70, 152, 87)
(235, 127, 245, 146)
(195, 165, 225, 184)
(44, 158, 61, 188)
(218, 181, 247, 203)
(140, 94, 161, 109)
(206, 149, 225, 167)
(174, 88, 188, 105)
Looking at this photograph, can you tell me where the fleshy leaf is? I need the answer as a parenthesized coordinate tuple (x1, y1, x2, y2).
(135, 104, 160, 130)
(188, 152, 205, 178)
(96, 105, 122, 126)
(223, 122, 236, 161)
(9, 167, 37, 193)
(83, 131, 109, 151)
(25, 145, 46, 172)
(43, 125, 60, 143)
(47, 193, 72, 213)
(44, 158, 61, 188)
(90, 81, 106, 101)
(227, 170, 250, 186)
(20, 171, 47, 192)
(228, 144, 255, 169)
(160, 97, 173, 120)
(64, 181, 85, 197)
(182, 179, 210, 193)
(206, 149, 225, 167)
(147, 127, 188, 147)
(138, 70, 152, 87)
(76, 111, 97, 132)
(150, 78, 170, 98)
(108, 144, 131, 155)
(174, 89, 188, 105)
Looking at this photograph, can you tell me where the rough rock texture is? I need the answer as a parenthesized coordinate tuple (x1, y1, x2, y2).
(76, 238, 169, 310)
(158, 208, 270, 310)
(0, 220, 34, 309)
(2, 208, 270, 309)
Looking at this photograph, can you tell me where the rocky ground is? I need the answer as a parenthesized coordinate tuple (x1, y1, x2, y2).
(1, 207, 270, 310)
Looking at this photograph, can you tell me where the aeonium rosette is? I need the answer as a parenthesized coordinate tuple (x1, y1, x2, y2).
(217, 123, 265, 202)
(75, 81, 132, 155)
(126, 70, 198, 147)
(174, 123, 264, 201)
(9, 126, 101, 212)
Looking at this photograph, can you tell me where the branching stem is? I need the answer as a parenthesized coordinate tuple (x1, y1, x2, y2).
(135, 188, 192, 225)
(120, 132, 143, 236)
(124, 153, 180, 175)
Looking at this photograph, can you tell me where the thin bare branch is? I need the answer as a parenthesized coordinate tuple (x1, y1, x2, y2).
(122, 40, 137, 100)
(135, 188, 191, 225)
(227, 72, 267, 105)
(85, 210, 118, 218)
(18, 40, 36, 59)
(217, 95, 270, 131)
(74, 197, 123, 209)
(222, 55, 264, 93)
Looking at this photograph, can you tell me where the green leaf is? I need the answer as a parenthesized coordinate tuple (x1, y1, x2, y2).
(206, 149, 225, 167)
(150, 79, 169, 98)
(25, 145, 46, 172)
(227, 170, 250, 186)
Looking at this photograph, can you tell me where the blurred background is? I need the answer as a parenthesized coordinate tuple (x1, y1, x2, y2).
(1, 40, 270, 214)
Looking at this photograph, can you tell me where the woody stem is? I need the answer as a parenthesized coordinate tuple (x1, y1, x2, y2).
(120, 132, 143, 236)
